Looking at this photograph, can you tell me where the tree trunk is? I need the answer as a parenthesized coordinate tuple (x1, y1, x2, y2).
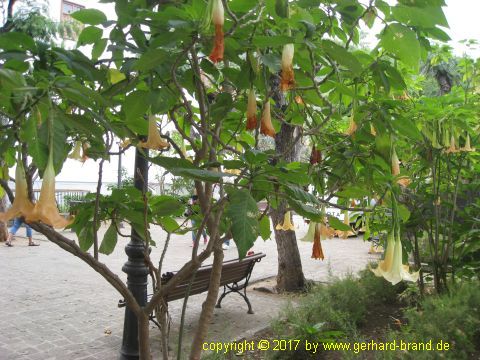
(271, 203, 305, 291)
(270, 118, 305, 292)
(0, 195, 7, 242)
(138, 312, 152, 360)
(189, 245, 224, 360)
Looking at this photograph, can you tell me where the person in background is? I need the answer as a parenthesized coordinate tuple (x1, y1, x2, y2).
(5, 217, 39, 247)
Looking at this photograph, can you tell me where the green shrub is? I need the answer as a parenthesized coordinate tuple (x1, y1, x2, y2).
(382, 281, 480, 359)
(357, 268, 406, 306)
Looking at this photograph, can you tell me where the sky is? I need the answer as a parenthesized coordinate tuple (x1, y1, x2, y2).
(40, 0, 480, 186)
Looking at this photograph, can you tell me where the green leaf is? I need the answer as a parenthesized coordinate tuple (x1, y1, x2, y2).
(159, 217, 181, 233)
(380, 23, 420, 70)
(92, 38, 107, 60)
(149, 156, 232, 182)
(321, 40, 363, 76)
(285, 185, 319, 205)
(150, 195, 184, 217)
(391, 116, 422, 141)
(77, 26, 103, 47)
(134, 48, 167, 71)
(328, 216, 352, 231)
(71, 9, 107, 25)
(99, 223, 118, 255)
(259, 216, 271, 240)
(79, 224, 94, 251)
(252, 35, 294, 48)
(124, 91, 149, 121)
(392, 4, 448, 28)
(0, 32, 35, 51)
(288, 199, 322, 222)
(226, 189, 260, 259)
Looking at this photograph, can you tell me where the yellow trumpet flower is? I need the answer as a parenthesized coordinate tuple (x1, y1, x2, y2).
(140, 116, 169, 150)
(345, 116, 357, 136)
(26, 157, 72, 228)
(371, 232, 419, 285)
(68, 141, 82, 161)
(391, 147, 400, 176)
(276, 211, 294, 231)
(0, 160, 35, 222)
(246, 88, 258, 131)
(460, 134, 475, 152)
(444, 135, 459, 154)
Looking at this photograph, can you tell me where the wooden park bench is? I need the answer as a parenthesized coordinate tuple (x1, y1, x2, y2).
(118, 252, 266, 321)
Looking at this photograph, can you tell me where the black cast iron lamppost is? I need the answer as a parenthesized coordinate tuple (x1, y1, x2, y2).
(120, 147, 149, 359)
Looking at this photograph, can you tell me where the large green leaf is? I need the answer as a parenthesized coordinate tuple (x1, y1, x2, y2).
(287, 199, 322, 222)
(71, 9, 107, 25)
(149, 156, 232, 182)
(380, 23, 420, 70)
(77, 26, 103, 47)
(0, 32, 35, 51)
(252, 35, 294, 48)
(321, 40, 363, 76)
(328, 216, 352, 231)
(259, 216, 271, 240)
(99, 222, 118, 255)
(79, 224, 95, 251)
(226, 189, 260, 259)
(392, 4, 448, 28)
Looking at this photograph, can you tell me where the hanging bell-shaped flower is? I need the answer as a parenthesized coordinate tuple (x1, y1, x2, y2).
(260, 101, 276, 138)
(460, 134, 475, 152)
(372, 232, 419, 285)
(309, 147, 322, 165)
(444, 134, 459, 154)
(68, 141, 82, 161)
(209, 0, 224, 63)
(26, 157, 72, 228)
(391, 147, 400, 176)
(340, 210, 354, 239)
(276, 211, 295, 231)
(345, 116, 357, 136)
(246, 88, 257, 131)
(140, 116, 169, 150)
(280, 44, 295, 91)
(370, 123, 377, 136)
(0, 160, 35, 222)
(300, 221, 316, 242)
(312, 223, 325, 260)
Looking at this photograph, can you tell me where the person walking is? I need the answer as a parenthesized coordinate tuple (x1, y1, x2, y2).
(5, 217, 39, 247)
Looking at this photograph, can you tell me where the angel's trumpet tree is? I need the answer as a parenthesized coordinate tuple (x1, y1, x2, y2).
(209, 0, 224, 63)
(246, 88, 257, 131)
(260, 101, 275, 138)
(276, 211, 295, 231)
(280, 44, 295, 91)
(140, 116, 169, 150)
(27, 157, 72, 228)
(0, 160, 34, 222)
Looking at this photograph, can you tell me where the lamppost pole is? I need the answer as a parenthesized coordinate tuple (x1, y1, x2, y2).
(120, 147, 149, 359)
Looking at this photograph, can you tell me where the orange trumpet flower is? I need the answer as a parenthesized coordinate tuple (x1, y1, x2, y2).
(0, 160, 34, 222)
(246, 88, 257, 131)
(260, 101, 276, 138)
(312, 223, 325, 260)
(280, 44, 295, 91)
(209, 0, 224, 63)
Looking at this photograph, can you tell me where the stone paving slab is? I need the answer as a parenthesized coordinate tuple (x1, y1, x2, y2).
(0, 216, 380, 359)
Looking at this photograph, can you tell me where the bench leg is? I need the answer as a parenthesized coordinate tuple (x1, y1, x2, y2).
(215, 285, 254, 314)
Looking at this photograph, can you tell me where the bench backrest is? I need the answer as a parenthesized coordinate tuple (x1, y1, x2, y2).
(162, 253, 265, 302)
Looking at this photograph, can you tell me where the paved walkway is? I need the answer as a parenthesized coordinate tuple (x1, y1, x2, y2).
(0, 216, 380, 359)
